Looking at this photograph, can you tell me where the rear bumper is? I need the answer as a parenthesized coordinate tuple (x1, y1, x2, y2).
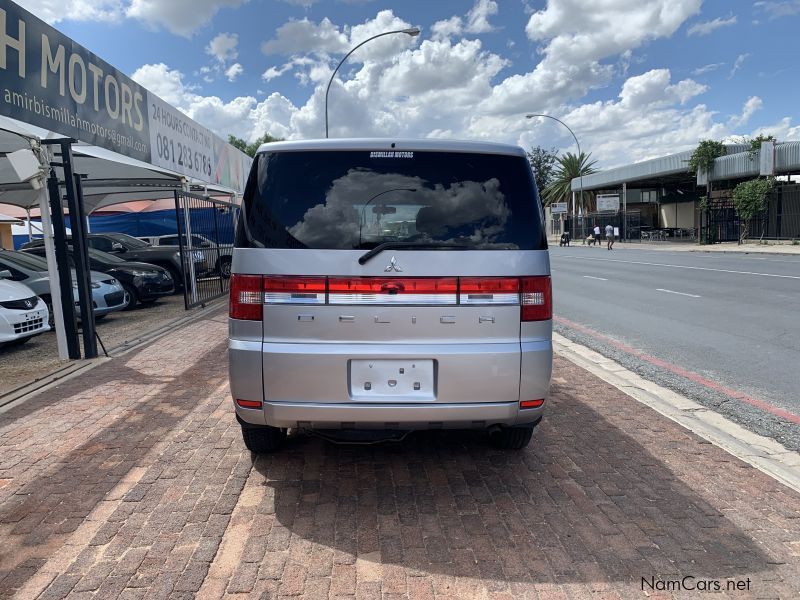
(229, 337, 551, 430)
(236, 399, 544, 429)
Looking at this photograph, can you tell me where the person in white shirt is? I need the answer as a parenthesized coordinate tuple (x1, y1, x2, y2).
(593, 225, 601, 246)
(605, 223, 615, 250)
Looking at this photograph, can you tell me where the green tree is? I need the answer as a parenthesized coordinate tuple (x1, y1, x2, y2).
(747, 133, 776, 161)
(543, 151, 598, 210)
(732, 177, 775, 244)
(688, 139, 725, 175)
(227, 133, 283, 157)
(526, 146, 559, 197)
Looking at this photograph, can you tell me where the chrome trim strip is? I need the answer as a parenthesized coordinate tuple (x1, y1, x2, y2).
(264, 292, 326, 304)
(329, 293, 457, 305)
(459, 293, 519, 305)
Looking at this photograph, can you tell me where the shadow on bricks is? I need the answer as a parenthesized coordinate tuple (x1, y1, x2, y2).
(0, 337, 229, 596)
(242, 380, 783, 589)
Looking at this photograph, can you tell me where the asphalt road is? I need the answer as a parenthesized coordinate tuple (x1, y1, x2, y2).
(550, 244, 800, 451)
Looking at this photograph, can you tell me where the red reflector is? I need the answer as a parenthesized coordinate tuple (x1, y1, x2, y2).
(236, 399, 262, 409)
(520, 276, 552, 321)
(459, 277, 520, 294)
(230, 274, 263, 321)
(520, 399, 545, 409)
(328, 277, 458, 294)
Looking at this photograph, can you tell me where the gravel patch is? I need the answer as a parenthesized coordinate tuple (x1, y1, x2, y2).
(0, 294, 221, 395)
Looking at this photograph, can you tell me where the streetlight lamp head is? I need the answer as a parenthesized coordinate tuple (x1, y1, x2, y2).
(402, 27, 421, 37)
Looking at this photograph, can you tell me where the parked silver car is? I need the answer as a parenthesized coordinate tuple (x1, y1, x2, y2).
(229, 139, 552, 452)
(0, 250, 128, 323)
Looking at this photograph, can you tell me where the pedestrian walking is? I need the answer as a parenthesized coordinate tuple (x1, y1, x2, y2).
(605, 223, 615, 250)
(593, 224, 602, 247)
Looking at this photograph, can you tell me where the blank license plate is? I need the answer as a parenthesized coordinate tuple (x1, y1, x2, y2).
(349, 359, 435, 401)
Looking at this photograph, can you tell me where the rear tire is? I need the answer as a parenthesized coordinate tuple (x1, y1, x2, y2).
(490, 426, 534, 450)
(241, 425, 286, 453)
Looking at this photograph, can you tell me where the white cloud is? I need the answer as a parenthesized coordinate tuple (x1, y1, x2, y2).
(692, 62, 724, 75)
(122, 5, 795, 171)
(479, 0, 702, 116)
(261, 17, 349, 55)
(431, 16, 463, 40)
(131, 63, 194, 107)
(687, 15, 737, 36)
(206, 32, 238, 63)
(465, 0, 499, 33)
(13, 0, 125, 24)
(126, 0, 248, 37)
(225, 63, 244, 81)
(729, 53, 750, 79)
(16, 0, 247, 36)
(728, 96, 763, 128)
(754, 1, 800, 19)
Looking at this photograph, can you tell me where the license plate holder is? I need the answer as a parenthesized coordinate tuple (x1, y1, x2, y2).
(349, 359, 435, 401)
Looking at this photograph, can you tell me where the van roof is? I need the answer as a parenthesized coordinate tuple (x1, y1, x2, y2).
(256, 138, 526, 157)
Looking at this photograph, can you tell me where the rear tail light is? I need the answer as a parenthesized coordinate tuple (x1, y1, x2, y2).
(230, 275, 552, 321)
(520, 276, 552, 321)
(230, 274, 263, 321)
(329, 277, 457, 304)
(263, 276, 326, 304)
(459, 277, 519, 305)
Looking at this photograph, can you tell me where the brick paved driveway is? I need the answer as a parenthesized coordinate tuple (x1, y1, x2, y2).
(1, 308, 798, 599)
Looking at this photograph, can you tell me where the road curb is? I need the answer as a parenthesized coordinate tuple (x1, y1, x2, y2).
(553, 332, 800, 494)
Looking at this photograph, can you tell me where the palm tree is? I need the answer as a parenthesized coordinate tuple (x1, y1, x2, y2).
(543, 151, 598, 212)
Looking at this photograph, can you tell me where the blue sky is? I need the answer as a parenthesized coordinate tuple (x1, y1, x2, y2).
(16, 0, 800, 168)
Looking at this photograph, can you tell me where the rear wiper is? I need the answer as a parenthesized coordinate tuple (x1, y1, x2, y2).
(358, 241, 469, 265)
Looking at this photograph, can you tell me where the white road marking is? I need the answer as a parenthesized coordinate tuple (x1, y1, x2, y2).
(656, 288, 701, 298)
(557, 255, 800, 280)
(583, 275, 608, 281)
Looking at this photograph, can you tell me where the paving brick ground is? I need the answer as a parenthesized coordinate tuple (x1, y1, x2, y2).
(1, 307, 799, 599)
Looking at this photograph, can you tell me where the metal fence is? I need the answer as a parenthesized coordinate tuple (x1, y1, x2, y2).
(174, 191, 238, 309)
(568, 210, 641, 242)
(701, 184, 800, 243)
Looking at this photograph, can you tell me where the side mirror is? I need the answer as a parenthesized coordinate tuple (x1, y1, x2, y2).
(0, 269, 12, 279)
(111, 242, 125, 252)
(200, 241, 212, 248)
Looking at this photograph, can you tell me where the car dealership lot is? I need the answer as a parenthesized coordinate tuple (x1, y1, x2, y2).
(0, 294, 188, 396)
(1, 310, 798, 598)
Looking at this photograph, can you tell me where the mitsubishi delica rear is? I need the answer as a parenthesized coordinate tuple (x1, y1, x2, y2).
(229, 139, 552, 452)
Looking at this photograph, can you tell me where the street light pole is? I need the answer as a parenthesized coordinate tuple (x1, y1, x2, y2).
(325, 27, 420, 138)
(526, 113, 584, 239)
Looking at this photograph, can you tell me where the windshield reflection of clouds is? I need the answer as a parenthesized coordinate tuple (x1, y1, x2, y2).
(288, 169, 511, 248)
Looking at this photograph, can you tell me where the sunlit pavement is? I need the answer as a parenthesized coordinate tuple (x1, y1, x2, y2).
(1, 309, 799, 599)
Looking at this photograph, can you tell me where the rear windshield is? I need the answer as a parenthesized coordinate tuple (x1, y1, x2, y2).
(235, 150, 546, 250)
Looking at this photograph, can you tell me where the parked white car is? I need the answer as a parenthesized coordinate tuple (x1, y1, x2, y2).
(0, 276, 50, 347)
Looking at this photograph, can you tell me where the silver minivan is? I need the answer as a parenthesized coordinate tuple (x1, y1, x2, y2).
(229, 139, 552, 452)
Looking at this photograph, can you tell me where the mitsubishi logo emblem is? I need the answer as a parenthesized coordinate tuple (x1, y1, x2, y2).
(384, 256, 403, 272)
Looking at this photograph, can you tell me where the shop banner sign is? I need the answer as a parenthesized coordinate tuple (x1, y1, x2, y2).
(597, 194, 620, 212)
(0, 2, 150, 162)
(0, 1, 251, 191)
(551, 202, 567, 214)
